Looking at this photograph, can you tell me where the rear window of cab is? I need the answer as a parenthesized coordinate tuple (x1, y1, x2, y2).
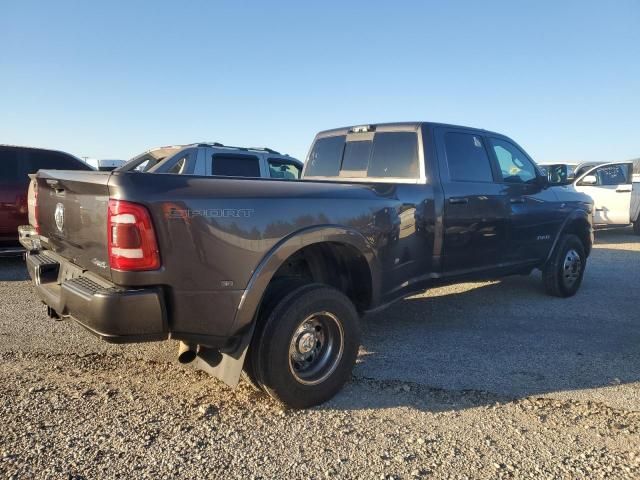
(305, 131, 419, 180)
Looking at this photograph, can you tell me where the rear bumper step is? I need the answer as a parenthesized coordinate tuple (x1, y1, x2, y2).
(18, 225, 39, 252)
(25, 251, 168, 343)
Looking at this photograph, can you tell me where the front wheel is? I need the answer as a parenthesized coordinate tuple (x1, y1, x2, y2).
(633, 220, 640, 236)
(248, 283, 360, 409)
(542, 234, 587, 297)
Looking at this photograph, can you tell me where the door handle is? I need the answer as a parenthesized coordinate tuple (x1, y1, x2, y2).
(510, 197, 525, 204)
(449, 197, 469, 205)
(616, 187, 632, 193)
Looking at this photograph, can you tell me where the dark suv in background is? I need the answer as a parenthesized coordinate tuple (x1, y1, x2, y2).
(0, 145, 92, 255)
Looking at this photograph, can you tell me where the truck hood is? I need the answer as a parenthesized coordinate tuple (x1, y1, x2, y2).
(550, 184, 593, 205)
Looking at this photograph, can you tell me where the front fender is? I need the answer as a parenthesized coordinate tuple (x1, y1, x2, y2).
(546, 207, 593, 263)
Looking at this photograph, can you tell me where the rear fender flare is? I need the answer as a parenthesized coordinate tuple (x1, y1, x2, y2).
(235, 225, 380, 335)
(205, 226, 379, 388)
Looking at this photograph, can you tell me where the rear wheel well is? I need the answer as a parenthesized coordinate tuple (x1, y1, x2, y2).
(268, 242, 372, 313)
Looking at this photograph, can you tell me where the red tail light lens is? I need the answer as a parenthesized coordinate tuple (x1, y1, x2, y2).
(108, 199, 160, 271)
(31, 184, 39, 234)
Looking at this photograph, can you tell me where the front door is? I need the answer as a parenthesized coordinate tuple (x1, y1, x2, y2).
(575, 163, 633, 225)
(486, 136, 559, 263)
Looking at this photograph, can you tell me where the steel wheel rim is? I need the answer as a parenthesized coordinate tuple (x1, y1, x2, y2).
(562, 248, 582, 288)
(288, 311, 344, 386)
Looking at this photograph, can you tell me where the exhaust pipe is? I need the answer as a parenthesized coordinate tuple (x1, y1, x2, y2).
(177, 342, 197, 364)
(177, 342, 223, 368)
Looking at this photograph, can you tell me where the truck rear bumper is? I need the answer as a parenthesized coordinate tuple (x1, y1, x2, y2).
(25, 251, 168, 343)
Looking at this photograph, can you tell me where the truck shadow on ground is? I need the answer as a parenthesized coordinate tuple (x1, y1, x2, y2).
(594, 226, 639, 244)
(326, 241, 640, 412)
(0, 257, 28, 282)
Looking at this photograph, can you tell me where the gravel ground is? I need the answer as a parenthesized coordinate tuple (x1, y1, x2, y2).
(1, 228, 639, 479)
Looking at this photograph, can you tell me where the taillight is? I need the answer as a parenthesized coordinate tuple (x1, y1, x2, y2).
(31, 184, 39, 234)
(108, 199, 160, 271)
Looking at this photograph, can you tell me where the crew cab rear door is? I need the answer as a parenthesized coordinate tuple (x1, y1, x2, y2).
(574, 162, 633, 225)
(434, 127, 509, 274)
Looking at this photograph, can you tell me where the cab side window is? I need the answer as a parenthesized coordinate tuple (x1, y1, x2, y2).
(582, 164, 630, 186)
(268, 159, 301, 179)
(444, 132, 494, 182)
(489, 138, 537, 184)
(212, 154, 261, 177)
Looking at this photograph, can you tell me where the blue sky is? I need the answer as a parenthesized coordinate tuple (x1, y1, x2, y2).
(1, 0, 639, 163)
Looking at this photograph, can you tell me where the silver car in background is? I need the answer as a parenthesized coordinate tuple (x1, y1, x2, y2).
(119, 143, 303, 179)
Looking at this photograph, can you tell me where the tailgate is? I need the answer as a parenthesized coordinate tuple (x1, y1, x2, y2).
(35, 170, 113, 281)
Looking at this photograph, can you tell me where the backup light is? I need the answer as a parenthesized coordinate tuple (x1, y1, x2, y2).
(31, 185, 39, 234)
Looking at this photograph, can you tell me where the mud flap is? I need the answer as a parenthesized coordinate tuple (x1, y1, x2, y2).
(191, 324, 255, 388)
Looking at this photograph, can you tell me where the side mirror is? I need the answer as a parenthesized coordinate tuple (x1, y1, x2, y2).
(581, 175, 597, 185)
(537, 172, 549, 187)
(543, 164, 573, 186)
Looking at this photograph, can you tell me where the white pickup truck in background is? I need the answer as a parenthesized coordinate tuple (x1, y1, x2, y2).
(570, 162, 640, 234)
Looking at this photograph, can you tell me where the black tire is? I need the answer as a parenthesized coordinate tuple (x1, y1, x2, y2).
(249, 283, 360, 409)
(633, 220, 640, 236)
(242, 276, 308, 391)
(542, 234, 587, 297)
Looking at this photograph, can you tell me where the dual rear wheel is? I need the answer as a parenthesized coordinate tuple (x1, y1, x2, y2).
(244, 283, 360, 409)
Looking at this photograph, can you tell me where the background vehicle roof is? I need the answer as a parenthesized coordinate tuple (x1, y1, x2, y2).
(0, 143, 81, 157)
(134, 143, 299, 161)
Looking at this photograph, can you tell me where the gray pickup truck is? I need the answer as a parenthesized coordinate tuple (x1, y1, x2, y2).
(19, 122, 594, 408)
